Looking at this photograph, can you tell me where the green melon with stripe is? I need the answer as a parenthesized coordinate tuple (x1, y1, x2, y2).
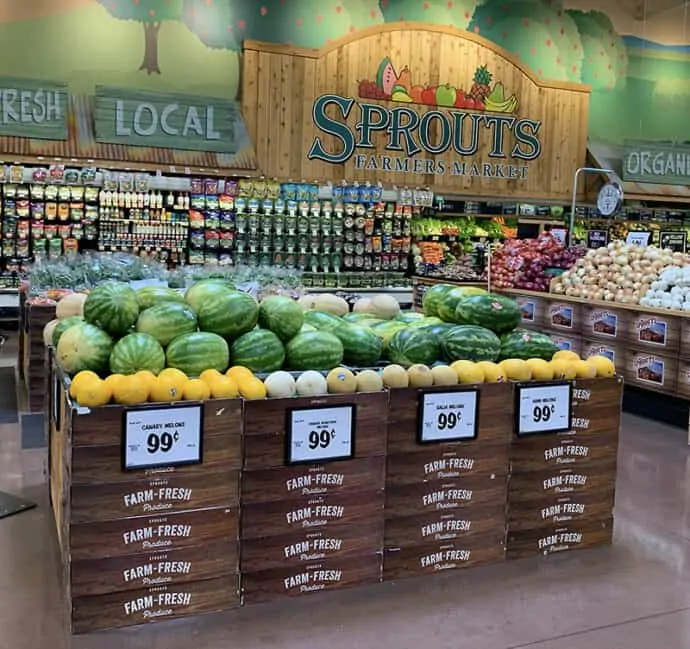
(165, 331, 230, 376)
(184, 279, 235, 314)
(386, 328, 441, 367)
(230, 329, 285, 373)
(436, 286, 487, 323)
(395, 310, 426, 324)
(414, 322, 456, 338)
(407, 316, 443, 328)
(371, 321, 408, 349)
(331, 323, 383, 367)
(197, 289, 259, 340)
(499, 330, 558, 361)
(285, 331, 344, 371)
(258, 295, 304, 342)
(135, 286, 184, 310)
(109, 332, 166, 375)
(342, 313, 374, 323)
(303, 310, 343, 332)
(422, 284, 455, 317)
(83, 281, 140, 338)
(454, 294, 521, 334)
(52, 316, 84, 347)
(441, 325, 501, 363)
(56, 323, 113, 376)
(136, 302, 198, 347)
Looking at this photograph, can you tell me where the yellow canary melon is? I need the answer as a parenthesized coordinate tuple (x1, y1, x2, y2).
(549, 358, 577, 380)
(182, 378, 211, 401)
(525, 358, 553, 381)
(355, 370, 384, 393)
(238, 375, 267, 400)
(431, 364, 459, 386)
(158, 367, 188, 383)
(587, 355, 615, 378)
(74, 378, 111, 408)
(552, 349, 580, 362)
(573, 359, 597, 379)
(149, 373, 185, 402)
(112, 374, 149, 405)
(475, 361, 506, 383)
(499, 359, 532, 381)
(226, 365, 254, 382)
(451, 360, 484, 385)
(208, 375, 240, 399)
(104, 373, 125, 393)
(69, 370, 100, 399)
(135, 370, 157, 390)
(199, 369, 223, 385)
(327, 367, 357, 394)
(381, 364, 409, 389)
(408, 364, 434, 388)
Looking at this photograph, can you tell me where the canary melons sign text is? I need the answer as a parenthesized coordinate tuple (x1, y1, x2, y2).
(307, 94, 543, 179)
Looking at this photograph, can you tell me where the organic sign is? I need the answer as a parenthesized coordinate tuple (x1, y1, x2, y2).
(308, 57, 543, 180)
(95, 87, 240, 154)
(0, 76, 67, 140)
(623, 142, 690, 185)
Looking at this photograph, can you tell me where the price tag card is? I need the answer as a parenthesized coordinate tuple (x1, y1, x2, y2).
(625, 231, 651, 247)
(122, 404, 203, 470)
(515, 382, 572, 436)
(287, 405, 355, 465)
(418, 389, 479, 444)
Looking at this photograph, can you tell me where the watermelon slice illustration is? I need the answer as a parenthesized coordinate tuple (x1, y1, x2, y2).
(376, 57, 398, 95)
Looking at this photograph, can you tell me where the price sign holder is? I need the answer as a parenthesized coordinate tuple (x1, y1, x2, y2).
(660, 231, 687, 253)
(514, 381, 573, 437)
(121, 402, 204, 471)
(417, 388, 480, 444)
(625, 231, 651, 247)
(285, 404, 356, 466)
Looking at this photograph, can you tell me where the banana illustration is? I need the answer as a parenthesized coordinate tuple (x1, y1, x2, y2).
(485, 94, 519, 114)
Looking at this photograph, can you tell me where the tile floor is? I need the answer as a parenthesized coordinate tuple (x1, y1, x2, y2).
(0, 335, 689, 649)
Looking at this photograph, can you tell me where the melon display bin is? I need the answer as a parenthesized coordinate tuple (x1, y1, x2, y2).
(47, 353, 623, 634)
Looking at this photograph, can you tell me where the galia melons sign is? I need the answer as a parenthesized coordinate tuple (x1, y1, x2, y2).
(307, 57, 543, 180)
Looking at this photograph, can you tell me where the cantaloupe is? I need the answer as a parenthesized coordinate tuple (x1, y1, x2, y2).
(587, 355, 615, 378)
(264, 371, 297, 398)
(314, 294, 349, 317)
(525, 358, 553, 381)
(381, 364, 409, 389)
(297, 295, 316, 310)
(499, 359, 532, 381)
(353, 298, 375, 314)
(451, 360, 484, 385)
(408, 364, 434, 388)
(56, 292, 87, 319)
(296, 371, 328, 396)
(355, 370, 383, 393)
(370, 294, 400, 320)
(431, 364, 459, 386)
(326, 367, 357, 394)
(475, 361, 506, 383)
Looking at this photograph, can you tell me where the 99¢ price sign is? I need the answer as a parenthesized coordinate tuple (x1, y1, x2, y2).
(287, 405, 356, 464)
(515, 382, 572, 436)
(122, 404, 203, 470)
(418, 389, 479, 443)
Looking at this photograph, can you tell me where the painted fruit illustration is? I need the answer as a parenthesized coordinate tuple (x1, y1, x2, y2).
(409, 85, 425, 103)
(484, 82, 520, 113)
(396, 67, 412, 90)
(377, 57, 398, 95)
(421, 86, 437, 105)
(435, 84, 457, 107)
(391, 84, 413, 102)
(470, 65, 493, 102)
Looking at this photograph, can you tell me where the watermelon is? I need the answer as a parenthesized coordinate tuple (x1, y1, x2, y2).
(300, 324, 317, 333)
(454, 294, 521, 334)
(258, 296, 304, 342)
(109, 333, 166, 375)
(83, 281, 140, 338)
(358, 318, 386, 328)
(197, 290, 259, 340)
(135, 286, 184, 310)
(407, 316, 443, 328)
(285, 331, 344, 371)
(230, 329, 285, 373)
(395, 310, 426, 324)
(499, 330, 558, 361)
(56, 323, 113, 376)
(342, 313, 373, 323)
(386, 328, 441, 367)
(165, 332, 230, 376)
(441, 325, 501, 362)
(422, 284, 454, 317)
(331, 323, 383, 367)
(303, 310, 343, 332)
(52, 316, 84, 347)
(371, 320, 408, 347)
(136, 302, 198, 347)
(184, 279, 235, 314)
(415, 322, 456, 338)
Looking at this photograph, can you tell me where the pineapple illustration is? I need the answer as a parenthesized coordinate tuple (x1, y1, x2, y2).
(470, 65, 493, 102)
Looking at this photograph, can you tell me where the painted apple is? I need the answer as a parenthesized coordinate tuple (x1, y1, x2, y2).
(435, 84, 457, 107)
(409, 85, 425, 103)
(453, 91, 467, 108)
(421, 86, 437, 105)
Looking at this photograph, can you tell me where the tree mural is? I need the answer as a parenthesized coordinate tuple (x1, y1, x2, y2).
(379, 0, 479, 29)
(469, 0, 583, 83)
(566, 9, 628, 90)
(97, 0, 183, 75)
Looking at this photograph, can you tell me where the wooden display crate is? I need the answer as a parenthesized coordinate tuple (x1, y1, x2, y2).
(676, 361, 690, 399)
(542, 300, 581, 332)
(581, 338, 626, 369)
(624, 350, 678, 394)
(240, 392, 388, 601)
(514, 294, 546, 327)
(581, 306, 629, 343)
(627, 310, 680, 355)
(679, 319, 690, 361)
(508, 491, 615, 532)
(544, 332, 582, 355)
(22, 300, 56, 411)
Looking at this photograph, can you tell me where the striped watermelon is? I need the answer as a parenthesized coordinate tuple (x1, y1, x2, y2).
(422, 284, 454, 317)
(499, 330, 558, 361)
(230, 329, 285, 372)
(285, 331, 344, 371)
(342, 313, 374, 323)
(454, 294, 521, 334)
(258, 296, 304, 342)
(303, 310, 343, 332)
(197, 290, 259, 340)
(407, 316, 443, 328)
(386, 328, 441, 367)
(371, 321, 408, 348)
(165, 332, 230, 376)
(56, 323, 113, 376)
(52, 316, 84, 347)
(135, 286, 184, 310)
(83, 281, 140, 338)
(184, 279, 235, 314)
(441, 325, 501, 362)
(136, 302, 198, 347)
(109, 333, 166, 375)
(332, 323, 383, 366)
(395, 311, 426, 324)
(436, 286, 483, 323)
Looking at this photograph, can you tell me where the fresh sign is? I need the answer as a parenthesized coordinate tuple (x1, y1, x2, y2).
(0, 77, 67, 140)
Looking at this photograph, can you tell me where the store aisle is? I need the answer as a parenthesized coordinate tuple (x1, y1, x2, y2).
(0, 338, 688, 649)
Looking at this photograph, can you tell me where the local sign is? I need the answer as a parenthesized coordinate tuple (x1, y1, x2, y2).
(308, 94, 543, 180)
(623, 142, 690, 185)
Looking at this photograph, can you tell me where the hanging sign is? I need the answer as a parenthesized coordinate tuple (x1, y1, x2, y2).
(286, 405, 356, 465)
(0, 76, 68, 140)
(515, 382, 573, 436)
(418, 389, 480, 443)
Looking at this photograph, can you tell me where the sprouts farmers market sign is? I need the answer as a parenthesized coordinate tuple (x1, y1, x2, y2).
(623, 142, 690, 185)
(94, 87, 241, 154)
(307, 94, 543, 180)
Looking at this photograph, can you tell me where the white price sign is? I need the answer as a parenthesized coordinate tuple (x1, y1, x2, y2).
(123, 404, 203, 470)
(418, 390, 479, 443)
(287, 405, 355, 464)
(516, 382, 572, 436)
(625, 231, 651, 247)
